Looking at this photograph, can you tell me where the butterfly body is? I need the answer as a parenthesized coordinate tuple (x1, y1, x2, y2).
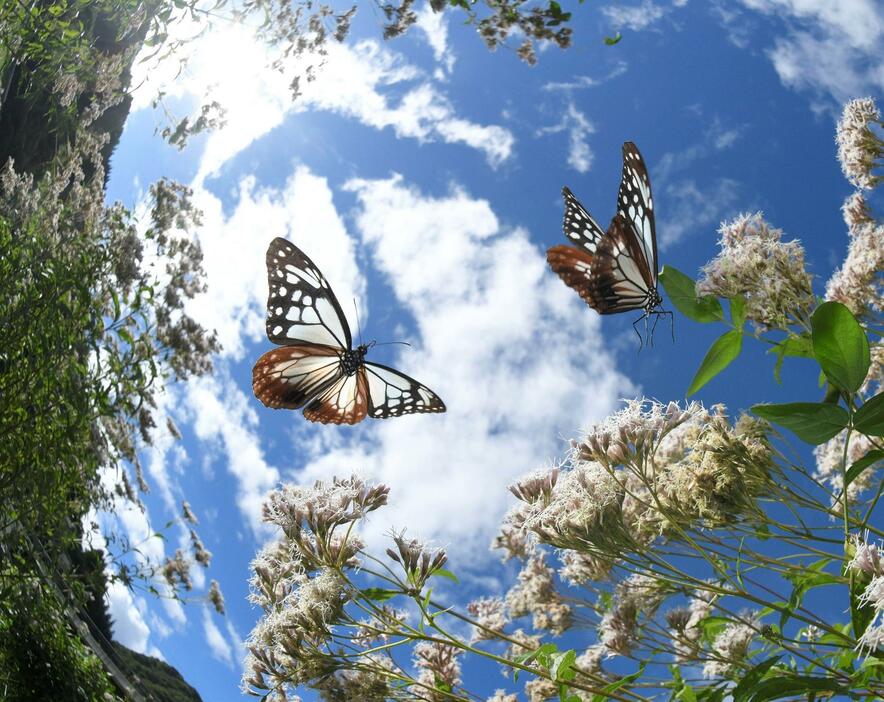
(547, 142, 670, 343)
(252, 238, 445, 424)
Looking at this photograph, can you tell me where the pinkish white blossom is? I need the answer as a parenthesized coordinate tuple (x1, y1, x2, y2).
(467, 597, 508, 641)
(849, 533, 884, 577)
(506, 553, 572, 635)
(836, 97, 883, 190)
(697, 212, 814, 330)
(702, 614, 757, 678)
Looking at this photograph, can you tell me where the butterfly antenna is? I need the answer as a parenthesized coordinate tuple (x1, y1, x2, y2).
(353, 298, 363, 347)
(374, 340, 412, 348)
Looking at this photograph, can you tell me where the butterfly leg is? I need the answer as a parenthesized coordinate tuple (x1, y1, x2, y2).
(632, 314, 645, 352)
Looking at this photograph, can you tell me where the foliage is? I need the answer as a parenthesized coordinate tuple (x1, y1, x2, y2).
(241, 100, 884, 701)
(0, 573, 117, 702)
(111, 643, 204, 702)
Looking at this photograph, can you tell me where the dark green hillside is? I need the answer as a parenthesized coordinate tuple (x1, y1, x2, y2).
(111, 644, 204, 702)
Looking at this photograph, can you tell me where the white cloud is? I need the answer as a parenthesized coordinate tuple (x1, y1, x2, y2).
(602, 0, 670, 30)
(659, 178, 741, 246)
(203, 607, 234, 667)
(416, 3, 455, 74)
(188, 166, 365, 360)
(184, 371, 280, 537)
(292, 174, 632, 564)
(132, 22, 514, 180)
(538, 102, 595, 173)
(107, 582, 151, 653)
(722, 0, 884, 106)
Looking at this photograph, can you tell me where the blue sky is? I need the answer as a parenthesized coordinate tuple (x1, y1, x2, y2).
(102, 0, 883, 698)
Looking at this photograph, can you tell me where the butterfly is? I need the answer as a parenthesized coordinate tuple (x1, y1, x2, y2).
(546, 141, 670, 344)
(252, 238, 446, 424)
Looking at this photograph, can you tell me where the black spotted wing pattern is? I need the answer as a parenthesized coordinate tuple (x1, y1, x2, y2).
(615, 142, 657, 286)
(254, 238, 446, 423)
(562, 186, 607, 253)
(547, 142, 665, 333)
(265, 237, 352, 349)
(363, 363, 446, 419)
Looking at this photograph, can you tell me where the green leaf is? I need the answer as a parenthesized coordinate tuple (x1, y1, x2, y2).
(604, 31, 622, 45)
(362, 588, 399, 602)
(732, 656, 782, 702)
(748, 674, 846, 701)
(513, 642, 557, 682)
(688, 330, 742, 396)
(658, 266, 724, 323)
(846, 449, 884, 487)
(591, 663, 645, 702)
(768, 334, 813, 384)
(730, 296, 746, 330)
(549, 649, 577, 682)
(751, 402, 849, 444)
(431, 567, 459, 583)
(854, 392, 884, 436)
(811, 301, 870, 393)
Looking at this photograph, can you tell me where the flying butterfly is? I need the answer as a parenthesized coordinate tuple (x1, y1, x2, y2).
(546, 141, 671, 344)
(252, 238, 446, 424)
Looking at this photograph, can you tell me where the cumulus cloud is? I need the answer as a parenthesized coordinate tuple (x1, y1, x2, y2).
(131, 23, 513, 180)
(203, 607, 234, 667)
(722, 0, 884, 106)
(290, 174, 632, 563)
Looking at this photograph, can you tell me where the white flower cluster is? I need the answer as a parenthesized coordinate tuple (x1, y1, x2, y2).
(697, 212, 815, 330)
(848, 534, 884, 656)
(836, 98, 883, 190)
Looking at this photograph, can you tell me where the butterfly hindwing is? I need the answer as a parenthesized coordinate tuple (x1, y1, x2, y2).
(615, 142, 657, 287)
(303, 369, 369, 425)
(363, 362, 446, 419)
(547, 215, 650, 314)
(562, 186, 607, 253)
(265, 237, 352, 349)
(252, 344, 344, 410)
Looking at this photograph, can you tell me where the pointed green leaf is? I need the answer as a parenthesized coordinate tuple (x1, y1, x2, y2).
(431, 567, 459, 583)
(732, 656, 782, 702)
(748, 675, 846, 701)
(549, 649, 576, 682)
(854, 392, 884, 436)
(604, 32, 622, 45)
(591, 663, 646, 702)
(811, 301, 870, 392)
(730, 296, 746, 330)
(752, 402, 849, 444)
(769, 334, 813, 384)
(362, 588, 399, 602)
(688, 330, 742, 396)
(846, 449, 884, 487)
(659, 266, 724, 323)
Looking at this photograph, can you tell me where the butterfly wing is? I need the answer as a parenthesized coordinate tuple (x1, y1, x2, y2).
(547, 215, 651, 314)
(562, 186, 607, 253)
(615, 142, 657, 287)
(265, 237, 352, 350)
(252, 344, 344, 410)
(363, 362, 446, 419)
(303, 369, 370, 425)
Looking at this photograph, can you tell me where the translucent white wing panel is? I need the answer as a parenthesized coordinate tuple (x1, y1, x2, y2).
(615, 142, 657, 284)
(265, 237, 352, 350)
(303, 370, 368, 425)
(562, 187, 607, 253)
(363, 363, 446, 419)
(252, 344, 342, 410)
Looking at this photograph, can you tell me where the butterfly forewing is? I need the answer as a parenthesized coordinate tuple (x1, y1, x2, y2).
(252, 344, 343, 409)
(616, 142, 657, 286)
(303, 370, 369, 425)
(363, 363, 446, 418)
(265, 237, 352, 349)
(562, 186, 607, 253)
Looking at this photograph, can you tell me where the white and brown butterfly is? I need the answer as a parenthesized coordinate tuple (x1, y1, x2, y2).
(252, 238, 446, 424)
(547, 141, 670, 342)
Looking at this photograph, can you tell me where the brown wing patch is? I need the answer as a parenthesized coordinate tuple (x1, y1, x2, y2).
(547, 216, 649, 315)
(303, 369, 369, 425)
(252, 344, 342, 410)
